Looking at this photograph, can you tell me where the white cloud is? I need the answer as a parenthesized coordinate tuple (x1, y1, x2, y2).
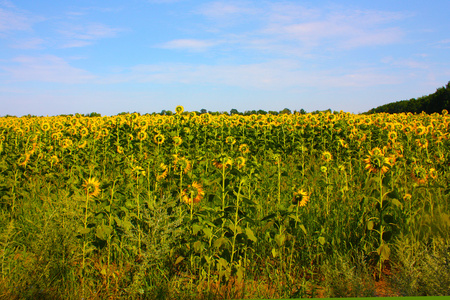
(10, 37, 45, 49)
(0, 55, 96, 83)
(158, 39, 219, 51)
(58, 22, 123, 48)
(196, 1, 258, 19)
(100, 60, 402, 89)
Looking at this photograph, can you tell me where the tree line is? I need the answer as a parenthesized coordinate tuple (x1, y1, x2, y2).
(366, 81, 450, 114)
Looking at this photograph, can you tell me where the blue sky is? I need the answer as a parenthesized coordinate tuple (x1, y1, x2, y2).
(1, 0, 449, 116)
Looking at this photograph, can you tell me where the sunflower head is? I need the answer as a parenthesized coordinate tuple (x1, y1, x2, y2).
(293, 189, 309, 207)
(239, 143, 250, 154)
(137, 131, 148, 141)
(154, 133, 165, 145)
(173, 136, 182, 147)
(411, 164, 428, 184)
(363, 148, 390, 174)
(83, 177, 101, 197)
(321, 151, 333, 163)
(175, 105, 184, 114)
(182, 181, 204, 204)
(235, 156, 246, 169)
(226, 136, 236, 145)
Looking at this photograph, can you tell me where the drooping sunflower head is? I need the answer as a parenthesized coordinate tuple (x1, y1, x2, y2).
(411, 164, 428, 184)
(83, 177, 101, 197)
(182, 181, 205, 204)
(415, 138, 428, 149)
(293, 189, 309, 207)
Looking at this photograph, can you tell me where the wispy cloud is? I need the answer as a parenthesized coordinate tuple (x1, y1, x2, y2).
(158, 39, 220, 51)
(101, 60, 402, 89)
(0, 5, 43, 33)
(0, 55, 96, 83)
(10, 37, 45, 49)
(58, 22, 123, 48)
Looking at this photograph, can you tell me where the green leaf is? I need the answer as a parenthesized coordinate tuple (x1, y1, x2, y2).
(174, 256, 184, 265)
(202, 227, 213, 239)
(377, 243, 391, 262)
(78, 227, 91, 235)
(390, 198, 403, 209)
(271, 248, 278, 258)
(245, 227, 257, 242)
(318, 236, 326, 245)
(367, 220, 374, 231)
(192, 224, 202, 235)
(193, 241, 203, 253)
(213, 237, 228, 249)
(275, 233, 286, 247)
(299, 224, 307, 235)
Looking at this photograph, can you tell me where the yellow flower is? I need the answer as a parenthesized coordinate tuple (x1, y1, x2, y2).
(321, 151, 332, 163)
(17, 153, 30, 167)
(239, 143, 250, 154)
(156, 163, 168, 181)
(83, 177, 101, 197)
(363, 148, 390, 174)
(61, 138, 73, 149)
(403, 194, 412, 201)
(154, 133, 165, 145)
(411, 164, 428, 184)
(388, 131, 397, 141)
(181, 181, 204, 204)
(293, 189, 309, 207)
(173, 136, 182, 146)
(226, 136, 236, 145)
(137, 131, 148, 141)
(429, 168, 438, 180)
(175, 105, 184, 114)
(235, 156, 246, 169)
(41, 122, 51, 132)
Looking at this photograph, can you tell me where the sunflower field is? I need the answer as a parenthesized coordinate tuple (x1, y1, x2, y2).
(0, 107, 449, 299)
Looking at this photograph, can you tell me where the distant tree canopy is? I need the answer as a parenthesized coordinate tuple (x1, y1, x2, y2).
(366, 81, 450, 114)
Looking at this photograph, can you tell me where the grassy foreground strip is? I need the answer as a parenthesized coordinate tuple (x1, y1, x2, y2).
(0, 108, 449, 299)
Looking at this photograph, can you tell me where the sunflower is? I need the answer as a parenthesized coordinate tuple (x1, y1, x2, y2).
(415, 138, 428, 149)
(156, 163, 168, 181)
(17, 153, 30, 167)
(293, 189, 309, 207)
(79, 127, 89, 138)
(235, 156, 246, 169)
(429, 168, 438, 180)
(388, 131, 397, 142)
(154, 133, 165, 145)
(411, 164, 428, 184)
(78, 140, 87, 149)
(363, 148, 390, 174)
(321, 151, 333, 163)
(173, 136, 182, 147)
(116, 145, 124, 154)
(137, 131, 148, 141)
(41, 122, 51, 132)
(61, 138, 73, 149)
(226, 136, 236, 145)
(175, 105, 184, 114)
(181, 182, 205, 204)
(83, 177, 101, 197)
(239, 143, 250, 154)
